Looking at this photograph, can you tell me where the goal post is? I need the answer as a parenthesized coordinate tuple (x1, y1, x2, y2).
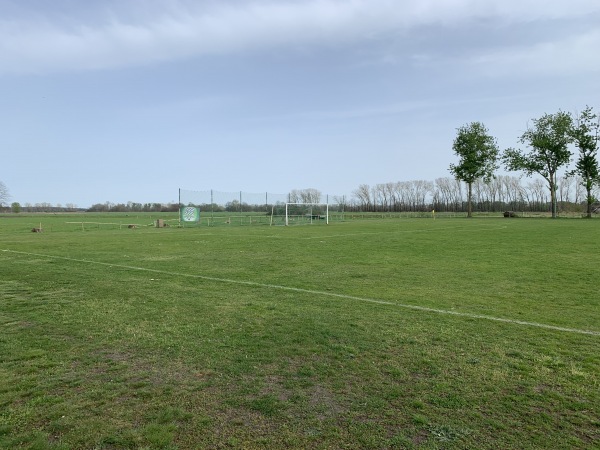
(285, 203, 331, 226)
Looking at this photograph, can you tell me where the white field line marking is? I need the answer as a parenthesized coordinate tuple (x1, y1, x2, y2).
(3, 248, 599, 337)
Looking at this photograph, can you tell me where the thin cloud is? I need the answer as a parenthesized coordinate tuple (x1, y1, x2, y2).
(248, 93, 535, 124)
(1, 0, 599, 74)
(471, 29, 600, 77)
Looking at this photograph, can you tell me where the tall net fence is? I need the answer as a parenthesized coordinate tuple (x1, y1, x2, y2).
(178, 188, 346, 227)
(179, 189, 289, 211)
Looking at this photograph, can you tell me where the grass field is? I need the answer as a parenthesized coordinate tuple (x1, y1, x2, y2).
(1, 214, 599, 449)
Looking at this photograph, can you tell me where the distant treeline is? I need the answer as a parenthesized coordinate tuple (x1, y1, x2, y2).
(348, 175, 599, 214)
(4, 175, 598, 215)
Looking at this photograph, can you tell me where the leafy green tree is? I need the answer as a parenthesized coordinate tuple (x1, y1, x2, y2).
(502, 111, 573, 218)
(449, 122, 499, 218)
(569, 106, 600, 218)
(11, 202, 21, 213)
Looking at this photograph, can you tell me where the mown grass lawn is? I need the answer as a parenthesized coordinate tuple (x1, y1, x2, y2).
(1, 215, 599, 449)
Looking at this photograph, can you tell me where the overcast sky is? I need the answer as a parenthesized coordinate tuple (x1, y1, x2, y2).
(1, 0, 599, 207)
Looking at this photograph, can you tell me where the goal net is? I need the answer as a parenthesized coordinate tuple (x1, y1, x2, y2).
(284, 203, 334, 226)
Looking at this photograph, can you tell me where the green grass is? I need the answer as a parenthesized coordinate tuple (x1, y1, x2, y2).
(1, 214, 599, 448)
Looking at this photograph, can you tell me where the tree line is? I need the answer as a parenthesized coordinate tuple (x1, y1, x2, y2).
(448, 107, 599, 218)
(347, 175, 597, 214)
(2, 176, 598, 216)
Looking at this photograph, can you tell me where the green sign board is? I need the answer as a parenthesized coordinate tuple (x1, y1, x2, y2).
(180, 206, 200, 222)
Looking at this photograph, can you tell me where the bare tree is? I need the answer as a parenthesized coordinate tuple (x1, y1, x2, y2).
(433, 178, 452, 211)
(412, 180, 433, 211)
(332, 195, 347, 209)
(526, 179, 548, 211)
(572, 175, 584, 205)
(299, 188, 322, 204)
(0, 181, 10, 207)
(288, 189, 301, 203)
(558, 175, 574, 211)
(406, 182, 417, 211)
(508, 176, 527, 211)
(392, 182, 407, 211)
(384, 182, 396, 211)
(353, 184, 372, 211)
(483, 177, 500, 210)
(498, 175, 525, 211)
(434, 177, 463, 212)
(374, 184, 389, 211)
(473, 179, 486, 211)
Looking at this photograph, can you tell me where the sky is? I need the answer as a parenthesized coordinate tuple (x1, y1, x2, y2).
(1, 0, 599, 208)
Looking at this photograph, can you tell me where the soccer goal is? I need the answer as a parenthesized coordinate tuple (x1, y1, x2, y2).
(285, 203, 332, 226)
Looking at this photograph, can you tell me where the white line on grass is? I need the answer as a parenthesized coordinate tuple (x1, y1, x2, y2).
(3, 248, 599, 337)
